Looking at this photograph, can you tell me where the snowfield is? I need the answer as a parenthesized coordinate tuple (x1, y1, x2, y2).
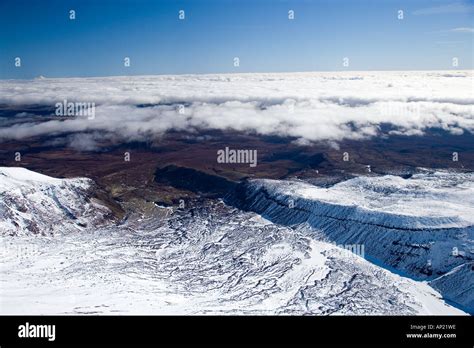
(0, 167, 469, 315)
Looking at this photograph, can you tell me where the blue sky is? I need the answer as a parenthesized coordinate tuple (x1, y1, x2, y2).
(0, 0, 472, 78)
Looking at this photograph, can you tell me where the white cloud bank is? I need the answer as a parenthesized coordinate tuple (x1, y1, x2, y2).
(0, 70, 473, 148)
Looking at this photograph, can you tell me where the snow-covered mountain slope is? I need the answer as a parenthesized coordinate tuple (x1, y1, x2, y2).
(0, 167, 112, 235)
(0, 201, 464, 315)
(0, 168, 465, 315)
(228, 170, 474, 312)
(430, 263, 474, 312)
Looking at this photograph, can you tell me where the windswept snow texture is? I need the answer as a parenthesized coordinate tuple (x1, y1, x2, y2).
(0, 203, 463, 315)
(0, 167, 111, 235)
(229, 171, 474, 312)
(0, 168, 466, 315)
(0, 71, 473, 149)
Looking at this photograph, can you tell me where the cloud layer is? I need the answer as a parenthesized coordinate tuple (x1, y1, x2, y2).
(412, 2, 474, 15)
(0, 71, 473, 149)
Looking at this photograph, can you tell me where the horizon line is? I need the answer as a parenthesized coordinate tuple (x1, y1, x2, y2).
(1, 68, 473, 81)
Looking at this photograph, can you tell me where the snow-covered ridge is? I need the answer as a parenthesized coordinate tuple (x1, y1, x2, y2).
(0, 167, 111, 235)
(228, 171, 474, 312)
(0, 167, 65, 186)
(243, 171, 474, 230)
